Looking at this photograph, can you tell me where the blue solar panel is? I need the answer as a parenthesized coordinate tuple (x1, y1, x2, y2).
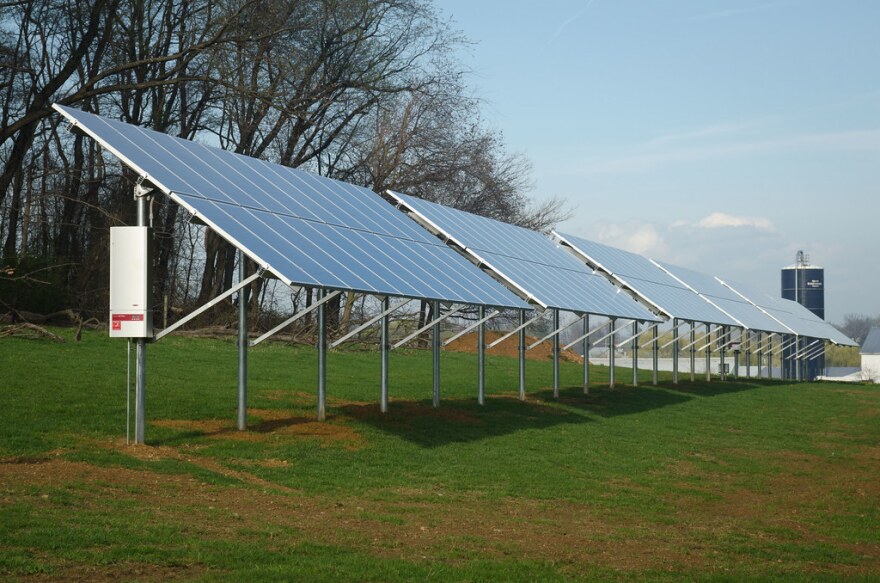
(55, 105, 528, 309)
(717, 278, 856, 345)
(554, 232, 739, 326)
(387, 191, 660, 321)
(655, 262, 788, 333)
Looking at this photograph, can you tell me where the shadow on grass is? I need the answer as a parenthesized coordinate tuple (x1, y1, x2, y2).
(531, 384, 694, 418)
(339, 396, 591, 448)
(658, 378, 776, 398)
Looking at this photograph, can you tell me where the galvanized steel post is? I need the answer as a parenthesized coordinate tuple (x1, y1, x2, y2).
(237, 251, 248, 431)
(631, 320, 638, 386)
(745, 331, 751, 378)
(705, 324, 712, 382)
(432, 300, 440, 407)
(689, 323, 696, 382)
(478, 305, 486, 405)
(672, 318, 678, 385)
(651, 324, 658, 386)
(317, 288, 327, 421)
(720, 326, 726, 381)
(518, 309, 526, 400)
(552, 308, 560, 398)
(583, 314, 590, 394)
(609, 317, 616, 388)
(134, 191, 147, 445)
(380, 296, 390, 413)
(757, 333, 764, 379)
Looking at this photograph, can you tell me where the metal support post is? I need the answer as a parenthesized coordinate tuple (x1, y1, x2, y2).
(720, 326, 726, 382)
(651, 324, 658, 386)
(609, 317, 616, 388)
(237, 251, 248, 431)
(672, 318, 679, 385)
(478, 305, 486, 405)
(583, 314, 590, 394)
(768, 337, 774, 379)
(519, 309, 526, 400)
(317, 289, 327, 421)
(552, 308, 560, 399)
(795, 336, 802, 382)
(745, 332, 751, 378)
(757, 333, 764, 378)
(689, 323, 696, 382)
(631, 320, 638, 386)
(432, 300, 441, 407)
(706, 324, 712, 382)
(134, 189, 147, 445)
(381, 296, 390, 413)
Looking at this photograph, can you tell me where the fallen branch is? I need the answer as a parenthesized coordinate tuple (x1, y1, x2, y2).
(0, 323, 65, 342)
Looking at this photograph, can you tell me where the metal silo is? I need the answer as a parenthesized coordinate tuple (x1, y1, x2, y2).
(781, 251, 825, 380)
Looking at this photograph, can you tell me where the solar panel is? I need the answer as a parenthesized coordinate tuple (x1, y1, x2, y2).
(717, 278, 856, 345)
(554, 232, 739, 326)
(386, 191, 660, 321)
(655, 261, 789, 333)
(54, 105, 528, 309)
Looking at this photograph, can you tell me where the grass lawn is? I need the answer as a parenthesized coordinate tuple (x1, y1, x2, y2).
(1, 328, 878, 581)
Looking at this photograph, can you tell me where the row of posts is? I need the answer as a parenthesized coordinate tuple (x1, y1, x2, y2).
(134, 268, 820, 443)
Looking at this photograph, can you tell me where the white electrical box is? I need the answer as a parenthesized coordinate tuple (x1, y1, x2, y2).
(109, 226, 153, 338)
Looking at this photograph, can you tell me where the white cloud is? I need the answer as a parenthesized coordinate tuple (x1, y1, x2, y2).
(593, 220, 667, 255)
(690, 212, 775, 231)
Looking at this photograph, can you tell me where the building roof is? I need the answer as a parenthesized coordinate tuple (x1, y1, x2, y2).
(861, 326, 880, 354)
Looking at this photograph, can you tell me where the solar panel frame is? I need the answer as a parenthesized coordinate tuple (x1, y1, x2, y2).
(54, 105, 528, 309)
(553, 232, 740, 326)
(387, 191, 661, 322)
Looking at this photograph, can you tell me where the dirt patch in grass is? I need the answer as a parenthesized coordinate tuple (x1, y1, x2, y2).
(152, 408, 364, 450)
(1, 456, 693, 574)
(665, 448, 880, 575)
(22, 561, 206, 583)
(445, 331, 583, 362)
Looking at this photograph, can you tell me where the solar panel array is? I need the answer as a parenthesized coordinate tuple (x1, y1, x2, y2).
(654, 261, 789, 333)
(387, 191, 660, 321)
(54, 105, 854, 346)
(554, 232, 739, 326)
(718, 278, 857, 346)
(54, 105, 527, 309)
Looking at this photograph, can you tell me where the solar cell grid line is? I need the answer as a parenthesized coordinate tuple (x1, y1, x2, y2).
(386, 190, 660, 322)
(553, 232, 739, 327)
(55, 104, 527, 309)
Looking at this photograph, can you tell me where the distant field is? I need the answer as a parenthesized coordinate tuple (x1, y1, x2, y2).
(1, 328, 878, 582)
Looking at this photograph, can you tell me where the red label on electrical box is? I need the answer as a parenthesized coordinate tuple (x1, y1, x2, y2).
(112, 314, 144, 322)
(112, 321, 121, 330)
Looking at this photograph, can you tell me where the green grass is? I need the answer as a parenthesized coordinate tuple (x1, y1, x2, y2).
(1, 328, 879, 581)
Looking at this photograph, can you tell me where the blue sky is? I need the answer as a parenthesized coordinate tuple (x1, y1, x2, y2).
(436, 0, 880, 323)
